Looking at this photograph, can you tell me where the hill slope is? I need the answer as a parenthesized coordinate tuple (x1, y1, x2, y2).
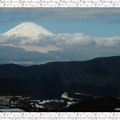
(0, 56, 120, 99)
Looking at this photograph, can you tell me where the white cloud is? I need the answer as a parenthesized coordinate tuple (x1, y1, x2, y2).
(19, 44, 61, 53)
(54, 33, 95, 45)
(94, 36, 120, 47)
(1, 32, 120, 59)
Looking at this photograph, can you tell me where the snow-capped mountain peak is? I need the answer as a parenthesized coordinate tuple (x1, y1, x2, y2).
(3, 22, 54, 40)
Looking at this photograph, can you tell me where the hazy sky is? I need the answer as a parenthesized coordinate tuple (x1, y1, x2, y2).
(0, 8, 120, 36)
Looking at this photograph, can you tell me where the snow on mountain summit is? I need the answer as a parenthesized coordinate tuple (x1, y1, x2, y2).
(0, 22, 60, 53)
(3, 22, 54, 40)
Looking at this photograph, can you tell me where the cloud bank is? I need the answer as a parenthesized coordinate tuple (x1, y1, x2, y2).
(0, 32, 120, 53)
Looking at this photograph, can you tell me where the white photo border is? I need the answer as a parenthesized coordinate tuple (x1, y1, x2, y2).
(0, 0, 120, 7)
(0, 0, 119, 120)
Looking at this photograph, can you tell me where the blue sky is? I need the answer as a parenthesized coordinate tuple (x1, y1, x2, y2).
(0, 8, 120, 37)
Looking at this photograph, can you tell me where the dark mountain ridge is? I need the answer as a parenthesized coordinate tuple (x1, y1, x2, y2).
(0, 56, 120, 99)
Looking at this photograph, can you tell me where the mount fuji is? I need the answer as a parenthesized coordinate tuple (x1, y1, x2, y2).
(0, 22, 64, 65)
(3, 22, 54, 40)
(0, 22, 60, 54)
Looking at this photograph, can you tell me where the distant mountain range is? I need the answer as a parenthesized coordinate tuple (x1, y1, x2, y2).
(0, 55, 120, 99)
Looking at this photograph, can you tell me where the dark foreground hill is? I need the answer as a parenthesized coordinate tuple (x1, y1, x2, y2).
(63, 97, 120, 112)
(0, 56, 120, 99)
